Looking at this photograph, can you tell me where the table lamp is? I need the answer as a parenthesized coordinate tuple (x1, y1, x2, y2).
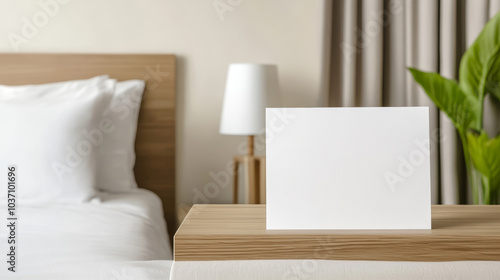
(219, 63, 280, 154)
(219, 63, 280, 203)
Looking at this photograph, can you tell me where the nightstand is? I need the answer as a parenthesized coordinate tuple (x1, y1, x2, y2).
(174, 204, 500, 261)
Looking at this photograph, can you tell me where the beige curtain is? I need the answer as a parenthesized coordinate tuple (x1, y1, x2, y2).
(327, 0, 500, 204)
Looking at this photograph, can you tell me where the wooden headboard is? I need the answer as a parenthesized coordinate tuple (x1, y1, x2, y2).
(0, 53, 176, 241)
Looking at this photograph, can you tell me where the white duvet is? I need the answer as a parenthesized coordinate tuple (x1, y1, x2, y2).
(0, 189, 172, 279)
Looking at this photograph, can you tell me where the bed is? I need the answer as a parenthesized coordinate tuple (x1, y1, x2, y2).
(1, 190, 173, 278)
(0, 54, 176, 279)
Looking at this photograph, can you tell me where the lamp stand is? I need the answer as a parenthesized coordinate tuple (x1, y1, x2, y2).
(232, 135, 266, 204)
(247, 135, 254, 156)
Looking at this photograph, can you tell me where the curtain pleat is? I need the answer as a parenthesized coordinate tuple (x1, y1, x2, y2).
(327, 0, 500, 204)
(405, 0, 419, 107)
(341, 0, 358, 107)
(415, 0, 440, 203)
(383, 0, 406, 107)
(439, 0, 461, 204)
(358, 0, 384, 107)
(491, 0, 500, 17)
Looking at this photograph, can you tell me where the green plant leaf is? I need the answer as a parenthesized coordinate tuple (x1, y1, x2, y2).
(467, 131, 500, 193)
(488, 82, 500, 101)
(459, 11, 500, 102)
(408, 68, 480, 133)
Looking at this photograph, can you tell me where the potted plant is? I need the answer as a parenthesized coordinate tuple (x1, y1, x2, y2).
(409, 12, 500, 204)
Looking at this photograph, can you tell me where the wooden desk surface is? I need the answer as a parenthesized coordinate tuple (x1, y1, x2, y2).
(174, 204, 500, 261)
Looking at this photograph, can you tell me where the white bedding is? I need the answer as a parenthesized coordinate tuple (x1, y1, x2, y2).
(0, 189, 172, 278)
(171, 260, 500, 280)
(3, 261, 172, 280)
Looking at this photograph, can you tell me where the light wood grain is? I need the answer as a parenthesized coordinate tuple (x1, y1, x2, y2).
(247, 135, 254, 156)
(174, 204, 500, 261)
(0, 53, 176, 241)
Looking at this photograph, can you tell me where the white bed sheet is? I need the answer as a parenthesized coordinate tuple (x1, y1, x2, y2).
(3, 261, 172, 280)
(0, 189, 171, 278)
(171, 260, 500, 280)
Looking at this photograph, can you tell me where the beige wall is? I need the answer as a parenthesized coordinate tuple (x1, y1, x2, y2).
(0, 0, 327, 207)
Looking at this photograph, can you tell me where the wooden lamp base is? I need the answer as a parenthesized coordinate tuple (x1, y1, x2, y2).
(232, 135, 266, 204)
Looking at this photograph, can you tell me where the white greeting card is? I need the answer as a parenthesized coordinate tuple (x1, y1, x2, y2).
(266, 107, 431, 230)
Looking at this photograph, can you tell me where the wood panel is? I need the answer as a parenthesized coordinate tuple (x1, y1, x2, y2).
(0, 53, 176, 241)
(174, 205, 500, 261)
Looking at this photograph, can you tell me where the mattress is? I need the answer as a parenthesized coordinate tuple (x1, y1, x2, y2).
(0, 189, 172, 278)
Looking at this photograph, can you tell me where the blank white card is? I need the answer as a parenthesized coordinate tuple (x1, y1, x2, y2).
(266, 107, 431, 230)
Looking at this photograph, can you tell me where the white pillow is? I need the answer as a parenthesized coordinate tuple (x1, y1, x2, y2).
(0, 76, 115, 204)
(97, 80, 145, 192)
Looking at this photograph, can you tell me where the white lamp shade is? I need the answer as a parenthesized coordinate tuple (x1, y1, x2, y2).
(219, 63, 280, 135)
